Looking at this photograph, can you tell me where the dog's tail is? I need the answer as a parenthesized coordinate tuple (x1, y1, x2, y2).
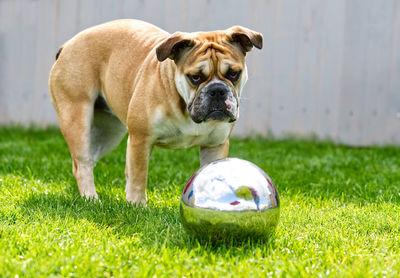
(55, 47, 63, 60)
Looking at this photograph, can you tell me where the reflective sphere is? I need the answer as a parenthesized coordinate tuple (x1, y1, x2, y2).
(180, 158, 280, 242)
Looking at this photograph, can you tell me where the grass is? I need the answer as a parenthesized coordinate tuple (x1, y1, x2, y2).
(0, 126, 399, 277)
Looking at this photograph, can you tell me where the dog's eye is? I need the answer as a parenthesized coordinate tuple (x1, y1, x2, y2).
(226, 69, 241, 82)
(187, 74, 204, 85)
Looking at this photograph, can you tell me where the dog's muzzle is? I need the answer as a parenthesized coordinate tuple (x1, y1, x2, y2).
(188, 80, 238, 123)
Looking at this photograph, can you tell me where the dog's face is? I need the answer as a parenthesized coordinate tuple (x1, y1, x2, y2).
(156, 26, 262, 123)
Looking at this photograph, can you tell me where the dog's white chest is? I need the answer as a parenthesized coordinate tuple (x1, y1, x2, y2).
(152, 110, 232, 149)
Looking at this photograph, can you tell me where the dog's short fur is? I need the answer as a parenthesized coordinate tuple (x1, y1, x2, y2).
(48, 19, 262, 205)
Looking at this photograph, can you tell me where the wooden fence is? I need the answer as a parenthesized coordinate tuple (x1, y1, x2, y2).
(1, 0, 399, 145)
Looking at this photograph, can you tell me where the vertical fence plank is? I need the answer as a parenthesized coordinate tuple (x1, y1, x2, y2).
(315, 0, 346, 141)
(0, 0, 20, 123)
(31, 0, 58, 125)
(338, 0, 370, 145)
(56, 0, 81, 46)
(292, 0, 324, 136)
(361, 1, 397, 145)
(0, 0, 5, 121)
(19, 0, 40, 123)
(386, 1, 400, 143)
(268, 0, 301, 137)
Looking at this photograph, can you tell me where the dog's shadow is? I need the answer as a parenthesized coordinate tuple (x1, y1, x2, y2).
(18, 192, 277, 252)
(19, 192, 179, 240)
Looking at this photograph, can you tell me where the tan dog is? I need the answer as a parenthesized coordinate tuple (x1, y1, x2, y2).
(48, 19, 262, 205)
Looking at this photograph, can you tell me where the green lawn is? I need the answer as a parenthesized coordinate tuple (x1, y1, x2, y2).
(0, 127, 399, 277)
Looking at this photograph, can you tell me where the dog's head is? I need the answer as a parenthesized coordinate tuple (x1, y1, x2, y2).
(156, 26, 262, 123)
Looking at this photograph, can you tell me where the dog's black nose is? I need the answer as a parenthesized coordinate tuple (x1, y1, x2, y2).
(208, 84, 228, 99)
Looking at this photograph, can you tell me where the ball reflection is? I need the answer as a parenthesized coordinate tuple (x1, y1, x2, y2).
(180, 158, 280, 241)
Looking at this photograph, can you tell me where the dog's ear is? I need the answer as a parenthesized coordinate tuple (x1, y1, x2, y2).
(227, 26, 263, 53)
(156, 32, 195, 62)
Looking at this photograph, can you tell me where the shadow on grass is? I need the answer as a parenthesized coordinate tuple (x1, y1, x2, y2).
(18, 192, 277, 253)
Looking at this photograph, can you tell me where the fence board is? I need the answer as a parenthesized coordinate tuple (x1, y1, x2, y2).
(338, 0, 370, 145)
(292, 0, 324, 136)
(268, 0, 301, 137)
(315, 0, 346, 140)
(361, 1, 396, 145)
(387, 0, 400, 144)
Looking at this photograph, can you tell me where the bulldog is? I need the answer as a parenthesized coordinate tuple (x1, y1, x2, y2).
(48, 19, 262, 206)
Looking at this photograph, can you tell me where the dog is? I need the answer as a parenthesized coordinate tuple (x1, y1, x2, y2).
(48, 19, 262, 206)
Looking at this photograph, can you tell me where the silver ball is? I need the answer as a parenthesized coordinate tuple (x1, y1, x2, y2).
(180, 158, 280, 242)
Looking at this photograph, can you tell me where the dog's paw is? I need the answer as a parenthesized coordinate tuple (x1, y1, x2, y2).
(126, 193, 147, 207)
(82, 192, 99, 202)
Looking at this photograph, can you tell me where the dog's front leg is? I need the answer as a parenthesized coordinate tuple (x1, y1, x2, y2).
(125, 134, 153, 206)
(200, 140, 230, 167)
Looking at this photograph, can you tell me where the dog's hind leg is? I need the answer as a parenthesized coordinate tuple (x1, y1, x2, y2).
(55, 95, 99, 199)
(50, 82, 125, 199)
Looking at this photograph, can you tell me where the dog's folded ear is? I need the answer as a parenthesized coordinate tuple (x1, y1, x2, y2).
(227, 26, 263, 53)
(156, 32, 195, 62)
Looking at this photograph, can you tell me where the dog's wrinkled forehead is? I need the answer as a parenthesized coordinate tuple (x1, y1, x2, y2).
(180, 38, 245, 77)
